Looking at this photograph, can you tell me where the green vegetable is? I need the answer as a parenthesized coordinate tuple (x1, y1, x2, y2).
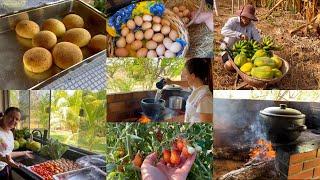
(40, 139, 69, 160)
(14, 128, 31, 139)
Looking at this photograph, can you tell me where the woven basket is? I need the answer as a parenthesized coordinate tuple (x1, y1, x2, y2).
(229, 57, 290, 89)
(106, 5, 189, 58)
(162, 0, 206, 28)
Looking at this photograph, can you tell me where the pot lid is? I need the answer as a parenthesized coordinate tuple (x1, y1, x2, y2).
(260, 104, 306, 118)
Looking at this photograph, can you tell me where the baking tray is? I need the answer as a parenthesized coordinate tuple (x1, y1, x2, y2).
(0, 0, 106, 89)
(53, 166, 106, 180)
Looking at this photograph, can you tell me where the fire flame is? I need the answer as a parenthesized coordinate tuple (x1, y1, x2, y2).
(138, 115, 151, 124)
(249, 139, 276, 160)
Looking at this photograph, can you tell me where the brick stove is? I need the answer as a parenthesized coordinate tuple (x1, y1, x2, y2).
(274, 130, 320, 180)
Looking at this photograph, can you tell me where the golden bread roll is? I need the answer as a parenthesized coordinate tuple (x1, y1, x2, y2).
(15, 20, 40, 39)
(32, 31, 57, 49)
(52, 42, 83, 69)
(42, 18, 66, 37)
(62, 14, 84, 30)
(23, 47, 53, 73)
(88, 34, 106, 52)
(63, 28, 91, 47)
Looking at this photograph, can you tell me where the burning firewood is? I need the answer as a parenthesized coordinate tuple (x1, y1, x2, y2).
(217, 139, 279, 180)
(218, 159, 277, 180)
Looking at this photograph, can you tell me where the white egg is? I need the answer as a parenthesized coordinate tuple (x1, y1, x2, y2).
(147, 50, 157, 58)
(146, 40, 157, 50)
(134, 16, 143, 26)
(156, 44, 165, 56)
(152, 16, 161, 24)
(121, 27, 130, 37)
(127, 20, 136, 30)
(137, 48, 148, 57)
(142, 22, 152, 30)
(144, 29, 154, 40)
(135, 31, 144, 40)
(169, 30, 178, 41)
(163, 37, 173, 49)
(143, 14, 152, 22)
(126, 32, 135, 44)
(161, 25, 171, 35)
(169, 42, 182, 53)
(164, 50, 176, 58)
(152, 24, 162, 32)
(116, 37, 126, 48)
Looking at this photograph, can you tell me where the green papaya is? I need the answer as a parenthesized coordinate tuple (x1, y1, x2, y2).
(254, 57, 276, 68)
(271, 55, 283, 69)
(234, 54, 247, 67)
(251, 66, 274, 80)
(272, 68, 283, 78)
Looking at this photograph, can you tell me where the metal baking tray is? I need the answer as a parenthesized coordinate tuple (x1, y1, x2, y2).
(53, 166, 106, 180)
(0, 0, 106, 89)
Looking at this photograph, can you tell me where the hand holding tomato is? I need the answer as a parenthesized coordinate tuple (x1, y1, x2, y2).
(141, 152, 196, 180)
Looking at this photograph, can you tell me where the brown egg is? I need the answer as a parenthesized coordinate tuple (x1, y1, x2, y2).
(156, 44, 165, 56)
(116, 37, 126, 48)
(152, 16, 161, 24)
(127, 20, 136, 30)
(178, 12, 184, 17)
(152, 33, 164, 43)
(161, 25, 171, 35)
(169, 30, 178, 41)
(144, 29, 154, 40)
(121, 27, 130, 37)
(183, 9, 190, 17)
(131, 40, 143, 50)
(134, 16, 143, 26)
(161, 19, 171, 26)
(146, 40, 157, 50)
(115, 48, 129, 57)
(143, 14, 153, 22)
(142, 22, 152, 30)
(173, 7, 180, 13)
(179, 5, 187, 11)
(136, 48, 148, 57)
(152, 24, 162, 32)
(126, 32, 135, 44)
(182, 17, 190, 24)
(147, 50, 157, 58)
(135, 31, 144, 40)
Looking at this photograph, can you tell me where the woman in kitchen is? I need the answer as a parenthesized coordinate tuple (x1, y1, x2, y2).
(0, 107, 33, 180)
(165, 58, 213, 123)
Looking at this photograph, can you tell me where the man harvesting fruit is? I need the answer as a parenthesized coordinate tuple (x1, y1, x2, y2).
(220, 4, 261, 63)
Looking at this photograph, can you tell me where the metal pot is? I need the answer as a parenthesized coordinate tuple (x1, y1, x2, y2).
(140, 98, 165, 120)
(168, 96, 184, 110)
(260, 104, 307, 143)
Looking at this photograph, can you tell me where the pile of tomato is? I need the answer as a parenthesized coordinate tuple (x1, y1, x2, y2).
(30, 162, 61, 180)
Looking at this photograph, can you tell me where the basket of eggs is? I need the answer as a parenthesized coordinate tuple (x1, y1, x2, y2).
(162, 0, 206, 28)
(106, 1, 189, 58)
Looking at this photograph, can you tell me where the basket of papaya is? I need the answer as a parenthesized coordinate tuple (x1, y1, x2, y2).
(228, 37, 289, 89)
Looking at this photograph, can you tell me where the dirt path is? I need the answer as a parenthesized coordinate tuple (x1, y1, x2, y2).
(213, 0, 320, 89)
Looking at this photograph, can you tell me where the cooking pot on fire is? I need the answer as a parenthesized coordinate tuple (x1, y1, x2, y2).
(260, 104, 307, 143)
(140, 98, 165, 120)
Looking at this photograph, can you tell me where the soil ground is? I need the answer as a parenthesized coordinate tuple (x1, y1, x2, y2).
(214, 0, 320, 89)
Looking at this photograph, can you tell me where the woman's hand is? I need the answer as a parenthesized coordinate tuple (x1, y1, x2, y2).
(141, 152, 196, 180)
(24, 151, 34, 159)
(5, 155, 21, 168)
(164, 78, 173, 85)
